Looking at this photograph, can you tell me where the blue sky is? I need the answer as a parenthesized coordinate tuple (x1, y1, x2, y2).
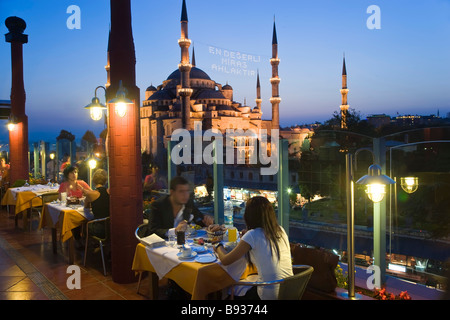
(1, 0, 450, 144)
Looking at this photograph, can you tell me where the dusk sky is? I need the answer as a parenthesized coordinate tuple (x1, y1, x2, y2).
(1, 0, 450, 145)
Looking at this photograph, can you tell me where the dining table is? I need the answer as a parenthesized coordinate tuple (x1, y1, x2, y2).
(1, 184, 60, 228)
(132, 229, 256, 300)
(38, 201, 94, 264)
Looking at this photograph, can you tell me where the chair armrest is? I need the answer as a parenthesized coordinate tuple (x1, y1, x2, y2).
(135, 223, 148, 240)
(292, 264, 311, 269)
(233, 279, 284, 287)
(86, 217, 110, 225)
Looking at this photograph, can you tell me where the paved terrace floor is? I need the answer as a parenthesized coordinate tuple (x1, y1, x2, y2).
(0, 207, 447, 301)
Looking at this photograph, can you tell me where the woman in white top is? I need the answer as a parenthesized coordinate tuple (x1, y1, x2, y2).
(214, 196, 293, 300)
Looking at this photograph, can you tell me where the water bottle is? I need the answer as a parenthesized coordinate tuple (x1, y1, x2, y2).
(224, 200, 233, 227)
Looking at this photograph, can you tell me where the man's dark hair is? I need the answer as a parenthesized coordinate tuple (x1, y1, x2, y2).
(169, 176, 189, 190)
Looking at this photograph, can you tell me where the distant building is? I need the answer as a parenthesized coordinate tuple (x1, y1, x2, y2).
(367, 114, 391, 129)
(393, 114, 443, 127)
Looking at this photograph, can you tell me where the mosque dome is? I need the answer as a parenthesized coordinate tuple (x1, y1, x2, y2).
(167, 67, 211, 81)
(222, 84, 233, 90)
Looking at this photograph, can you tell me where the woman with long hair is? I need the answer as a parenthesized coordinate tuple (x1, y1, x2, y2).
(213, 196, 293, 300)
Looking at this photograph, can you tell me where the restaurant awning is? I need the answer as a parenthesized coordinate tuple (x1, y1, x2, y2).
(0, 100, 11, 120)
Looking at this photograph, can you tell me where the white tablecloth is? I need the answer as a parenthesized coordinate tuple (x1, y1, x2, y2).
(46, 202, 94, 225)
(9, 185, 59, 200)
(143, 243, 247, 281)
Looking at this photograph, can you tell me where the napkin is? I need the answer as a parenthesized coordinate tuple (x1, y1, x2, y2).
(140, 233, 166, 248)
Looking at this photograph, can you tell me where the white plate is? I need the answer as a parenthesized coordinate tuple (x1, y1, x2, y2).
(177, 251, 197, 260)
(195, 254, 217, 264)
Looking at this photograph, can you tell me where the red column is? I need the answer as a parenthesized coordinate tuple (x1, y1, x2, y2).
(107, 0, 142, 283)
(5, 17, 29, 183)
(108, 96, 143, 283)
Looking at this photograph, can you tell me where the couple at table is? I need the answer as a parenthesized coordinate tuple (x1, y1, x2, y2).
(146, 176, 292, 300)
(58, 165, 110, 239)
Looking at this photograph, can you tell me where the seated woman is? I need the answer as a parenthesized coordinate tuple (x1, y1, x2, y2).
(0, 157, 10, 190)
(213, 196, 293, 300)
(58, 165, 91, 199)
(79, 169, 110, 238)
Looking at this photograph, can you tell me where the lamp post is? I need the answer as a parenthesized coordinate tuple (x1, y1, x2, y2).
(356, 164, 396, 285)
(87, 157, 97, 188)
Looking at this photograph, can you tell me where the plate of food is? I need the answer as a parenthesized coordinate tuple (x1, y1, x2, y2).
(206, 224, 226, 242)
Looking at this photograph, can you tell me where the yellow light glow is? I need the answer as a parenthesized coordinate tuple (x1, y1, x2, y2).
(365, 184, 386, 203)
(88, 158, 97, 170)
(7, 122, 15, 132)
(90, 107, 103, 121)
(400, 177, 418, 194)
(49, 153, 55, 160)
(115, 102, 127, 117)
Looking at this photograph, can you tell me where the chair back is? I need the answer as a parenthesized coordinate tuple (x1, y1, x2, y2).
(135, 223, 149, 241)
(88, 217, 110, 241)
(278, 266, 314, 300)
(41, 192, 59, 204)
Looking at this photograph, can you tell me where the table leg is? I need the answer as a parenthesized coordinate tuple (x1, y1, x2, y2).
(150, 272, 159, 300)
(52, 228, 57, 254)
(23, 209, 30, 231)
(68, 238, 75, 264)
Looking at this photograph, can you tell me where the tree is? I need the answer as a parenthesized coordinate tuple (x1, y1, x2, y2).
(56, 129, 75, 141)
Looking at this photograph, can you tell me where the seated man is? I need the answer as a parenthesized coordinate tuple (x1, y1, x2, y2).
(146, 176, 213, 239)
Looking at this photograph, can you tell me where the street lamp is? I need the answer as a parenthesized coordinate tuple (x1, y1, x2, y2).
(400, 176, 419, 194)
(84, 86, 107, 121)
(108, 81, 133, 118)
(357, 164, 396, 286)
(7, 114, 17, 132)
(357, 164, 396, 202)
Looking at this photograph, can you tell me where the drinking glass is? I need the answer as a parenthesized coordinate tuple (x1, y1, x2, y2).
(167, 234, 176, 248)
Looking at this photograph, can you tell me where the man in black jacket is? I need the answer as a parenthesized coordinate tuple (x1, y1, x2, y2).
(146, 176, 214, 239)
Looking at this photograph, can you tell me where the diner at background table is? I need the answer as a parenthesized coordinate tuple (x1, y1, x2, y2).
(80, 168, 110, 239)
(58, 165, 91, 199)
(57, 165, 91, 246)
(0, 157, 10, 189)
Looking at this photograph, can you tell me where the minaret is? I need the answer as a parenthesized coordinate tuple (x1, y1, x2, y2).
(270, 20, 281, 130)
(255, 70, 262, 110)
(191, 45, 196, 67)
(178, 0, 193, 130)
(340, 55, 349, 129)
